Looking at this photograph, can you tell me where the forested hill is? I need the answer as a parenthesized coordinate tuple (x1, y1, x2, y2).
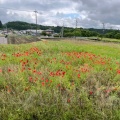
(3, 21, 120, 39)
(4, 21, 99, 35)
(4, 21, 102, 33)
(5, 21, 63, 33)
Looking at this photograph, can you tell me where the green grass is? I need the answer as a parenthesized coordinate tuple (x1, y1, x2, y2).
(88, 37, 120, 43)
(101, 38, 120, 43)
(0, 40, 120, 120)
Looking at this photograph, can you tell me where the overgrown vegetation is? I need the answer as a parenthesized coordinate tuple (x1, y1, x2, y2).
(0, 40, 120, 120)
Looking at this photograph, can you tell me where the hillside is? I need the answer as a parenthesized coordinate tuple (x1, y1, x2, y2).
(2, 21, 120, 39)
(5, 21, 64, 33)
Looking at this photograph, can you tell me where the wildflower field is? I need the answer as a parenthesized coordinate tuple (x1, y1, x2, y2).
(0, 40, 120, 120)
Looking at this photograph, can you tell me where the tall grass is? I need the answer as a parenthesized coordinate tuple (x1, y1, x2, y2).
(0, 40, 120, 120)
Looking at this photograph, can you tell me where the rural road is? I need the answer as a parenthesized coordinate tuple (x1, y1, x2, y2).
(0, 37, 8, 44)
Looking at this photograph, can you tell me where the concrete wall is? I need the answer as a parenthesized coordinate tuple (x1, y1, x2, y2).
(0, 37, 8, 44)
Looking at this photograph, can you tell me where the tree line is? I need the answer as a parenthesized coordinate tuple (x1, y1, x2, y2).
(0, 20, 2, 29)
(1, 20, 120, 39)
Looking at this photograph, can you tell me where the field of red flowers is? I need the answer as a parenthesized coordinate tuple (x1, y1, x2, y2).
(0, 40, 120, 120)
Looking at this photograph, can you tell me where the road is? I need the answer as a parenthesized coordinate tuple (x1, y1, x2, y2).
(0, 37, 8, 44)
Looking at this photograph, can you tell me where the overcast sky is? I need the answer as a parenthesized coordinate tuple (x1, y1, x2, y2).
(0, 0, 120, 29)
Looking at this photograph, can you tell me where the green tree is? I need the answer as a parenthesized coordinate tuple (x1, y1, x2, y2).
(41, 31, 47, 36)
(105, 32, 115, 38)
(74, 30, 81, 37)
(115, 33, 120, 39)
(0, 20, 2, 28)
(64, 32, 74, 37)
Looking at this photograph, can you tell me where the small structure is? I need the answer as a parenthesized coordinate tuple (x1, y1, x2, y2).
(25, 29, 43, 36)
(43, 29, 54, 35)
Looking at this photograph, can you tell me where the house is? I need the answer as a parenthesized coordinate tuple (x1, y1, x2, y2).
(25, 29, 43, 36)
(43, 29, 54, 35)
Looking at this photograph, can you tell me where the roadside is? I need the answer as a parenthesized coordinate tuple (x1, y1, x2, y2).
(7, 35, 41, 44)
(1, 34, 120, 45)
(0, 37, 7, 44)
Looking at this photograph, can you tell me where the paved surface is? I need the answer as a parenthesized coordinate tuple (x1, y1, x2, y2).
(0, 37, 8, 44)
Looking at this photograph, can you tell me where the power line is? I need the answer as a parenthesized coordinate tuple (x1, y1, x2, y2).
(0, 7, 42, 31)
(0, 7, 33, 13)
(0, 7, 42, 14)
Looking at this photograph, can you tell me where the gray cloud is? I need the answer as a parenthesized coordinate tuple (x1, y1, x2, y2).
(74, 0, 120, 26)
(0, 0, 120, 29)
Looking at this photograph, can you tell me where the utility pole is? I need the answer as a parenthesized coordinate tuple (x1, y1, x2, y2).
(6, 24, 8, 33)
(102, 23, 105, 34)
(5, 24, 8, 43)
(110, 26, 112, 30)
(61, 22, 64, 38)
(75, 18, 78, 39)
(101, 23, 105, 40)
(34, 10, 38, 41)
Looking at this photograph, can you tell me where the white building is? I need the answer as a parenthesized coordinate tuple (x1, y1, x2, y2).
(25, 29, 43, 35)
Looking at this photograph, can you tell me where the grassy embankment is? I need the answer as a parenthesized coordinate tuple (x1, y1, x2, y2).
(0, 40, 120, 120)
(88, 37, 120, 43)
